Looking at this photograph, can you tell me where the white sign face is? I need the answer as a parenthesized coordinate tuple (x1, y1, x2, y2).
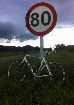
(25, 2, 57, 36)
(29, 6, 53, 32)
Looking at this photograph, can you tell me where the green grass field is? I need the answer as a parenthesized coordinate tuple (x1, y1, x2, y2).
(0, 51, 74, 105)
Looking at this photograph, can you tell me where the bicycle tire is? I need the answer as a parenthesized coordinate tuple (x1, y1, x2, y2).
(48, 60, 65, 82)
(8, 60, 34, 81)
(8, 60, 26, 81)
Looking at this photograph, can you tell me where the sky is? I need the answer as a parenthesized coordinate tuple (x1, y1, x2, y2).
(0, 0, 74, 48)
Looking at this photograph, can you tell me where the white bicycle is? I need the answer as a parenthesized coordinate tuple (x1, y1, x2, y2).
(8, 53, 65, 82)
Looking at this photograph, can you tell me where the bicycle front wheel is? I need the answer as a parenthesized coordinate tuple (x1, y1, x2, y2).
(48, 60, 65, 83)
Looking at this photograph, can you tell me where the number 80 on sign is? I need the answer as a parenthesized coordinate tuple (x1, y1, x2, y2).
(25, 2, 57, 36)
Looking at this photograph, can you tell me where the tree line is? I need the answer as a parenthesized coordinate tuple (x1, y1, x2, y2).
(0, 45, 52, 52)
(54, 44, 74, 53)
(0, 44, 74, 53)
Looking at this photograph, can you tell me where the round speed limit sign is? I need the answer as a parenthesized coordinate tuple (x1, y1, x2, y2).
(25, 2, 57, 36)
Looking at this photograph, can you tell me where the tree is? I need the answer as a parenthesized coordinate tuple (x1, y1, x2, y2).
(54, 44, 66, 52)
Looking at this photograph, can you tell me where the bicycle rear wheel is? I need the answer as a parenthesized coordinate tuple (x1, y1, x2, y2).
(8, 60, 26, 81)
(8, 60, 34, 81)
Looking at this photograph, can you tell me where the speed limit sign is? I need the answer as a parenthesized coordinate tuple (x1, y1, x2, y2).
(25, 2, 57, 36)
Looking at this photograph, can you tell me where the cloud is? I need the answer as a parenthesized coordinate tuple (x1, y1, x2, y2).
(15, 33, 38, 42)
(0, 22, 15, 40)
(0, 0, 74, 42)
(0, 21, 37, 41)
(55, 0, 74, 25)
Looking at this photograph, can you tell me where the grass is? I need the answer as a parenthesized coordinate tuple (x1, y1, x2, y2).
(0, 51, 74, 105)
(0, 51, 24, 57)
(0, 77, 74, 105)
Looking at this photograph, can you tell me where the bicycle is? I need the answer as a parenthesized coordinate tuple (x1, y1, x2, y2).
(8, 53, 65, 83)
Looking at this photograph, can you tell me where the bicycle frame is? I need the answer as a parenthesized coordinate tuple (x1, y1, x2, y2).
(21, 54, 52, 79)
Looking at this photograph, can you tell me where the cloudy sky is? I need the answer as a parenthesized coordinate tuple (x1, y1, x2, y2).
(0, 0, 74, 48)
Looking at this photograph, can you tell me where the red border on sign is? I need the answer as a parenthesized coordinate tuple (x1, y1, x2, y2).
(25, 2, 57, 36)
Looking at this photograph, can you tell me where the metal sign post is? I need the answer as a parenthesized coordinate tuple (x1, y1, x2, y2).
(40, 36, 44, 59)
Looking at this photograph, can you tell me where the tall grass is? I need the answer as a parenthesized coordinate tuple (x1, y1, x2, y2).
(0, 52, 74, 105)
